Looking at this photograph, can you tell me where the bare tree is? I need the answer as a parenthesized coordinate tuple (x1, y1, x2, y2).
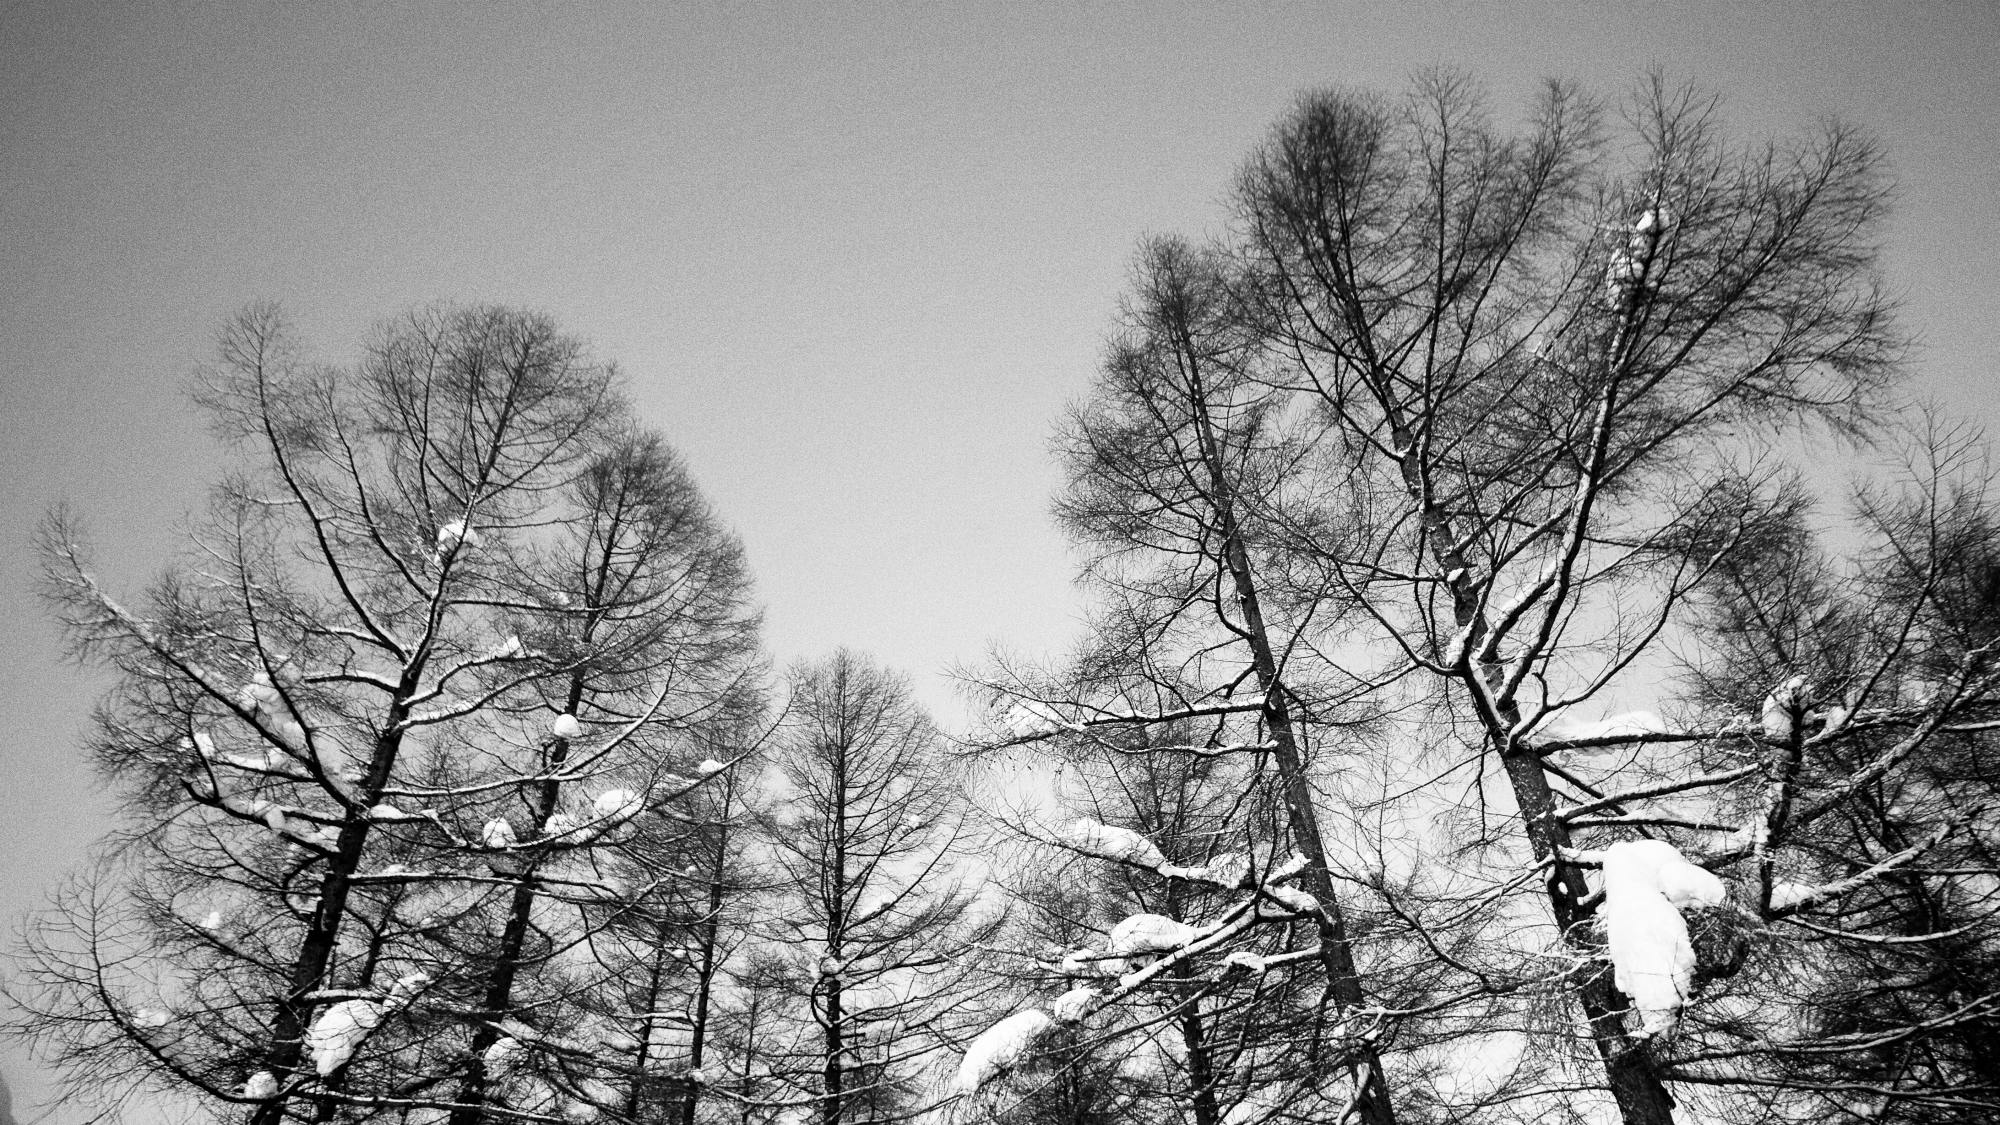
(971, 68, 1923, 1125)
(981, 724, 1322, 1125)
(1631, 430, 2000, 1124)
(446, 430, 763, 1125)
(1227, 71, 1897, 1125)
(753, 652, 1002, 1124)
(581, 719, 773, 1125)
(967, 234, 1413, 1125)
(10, 304, 757, 1124)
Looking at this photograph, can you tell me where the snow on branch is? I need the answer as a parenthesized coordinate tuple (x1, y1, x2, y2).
(1765, 811, 1977, 919)
(978, 695, 1266, 748)
(953, 1009, 1054, 1093)
(1062, 818, 1166, 868)
(1601, 839, 1727, 1039)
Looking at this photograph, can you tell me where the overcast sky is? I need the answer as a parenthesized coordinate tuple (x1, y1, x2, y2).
(3, 1, 1997, 1117)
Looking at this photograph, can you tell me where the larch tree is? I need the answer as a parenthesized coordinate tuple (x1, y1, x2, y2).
(971, 68, 1941, 1125)
(1645, 434, 2000, 1124)
(964, 236, 1437, 1125)
(981, 724, 1322, 1125)
(11, 304, 759, 1125)
(579, 718, 773, 1125)
(1231, 72, 1899, 1125)
(753, 651, 1002, 1124)
(445, 428, 763, 1125)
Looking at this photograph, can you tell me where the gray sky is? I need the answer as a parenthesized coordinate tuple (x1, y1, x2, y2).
(3, 1, 1997, 1117)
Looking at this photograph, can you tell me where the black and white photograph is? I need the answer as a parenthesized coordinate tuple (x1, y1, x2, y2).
(3, 3, 1998, 1123)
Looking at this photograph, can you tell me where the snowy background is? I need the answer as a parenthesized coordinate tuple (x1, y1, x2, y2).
(2, 1, 1998, 1119)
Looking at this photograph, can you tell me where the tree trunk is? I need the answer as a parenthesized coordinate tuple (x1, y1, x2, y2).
(823, 743, 849, 1125)
(1385, 396, 1680, 1125)
(450, 678, 584, 1125)
(624, 921, 672, 1121)
(1177, 987, 1222, 1125)
(1184, 356, 1400, 1125)
(251, 693, 417, 1125)
(682, 771, 736, 1125)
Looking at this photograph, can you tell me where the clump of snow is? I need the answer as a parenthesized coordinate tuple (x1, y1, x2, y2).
(238, 675, 282, 715)
(482, 818, 517, 848)
(1601, 840, 1726, 1038)
(224, 748, 277, 771)
(436, 520, 481, 551)
(1603, 202, 1674, 306)
(1052, 986, 1098, 1023)
(1268, 852, 1309, 880)
(562, 1102, 599, 1123)
(1536, 710, 1667, 753)
(955, 1009, 1054, 1092)
(1221, 950, 1269, 974)
(1769, 881, 1819, 911)
(201, 910, 223, 930)
(243, 1071, 279, 1099)
(1065, 819, 1166, 868)
(1264, 886, 1319, 915)
(1604, 250, 1645, 303)
(1058, 949, 1098, 976)
(483, 1036, 527, 1075)
(1108, 913, 1198, 958)
(305, 974, 425, 1076)
(133, 1008, 171, 1029)
(307, 1000, 381, 1075)
(370, 804, 407, 821)
(1762, 676, 1810, 740)
(1658, 859, 1726, 911)
(697, 758, 727, 774)
(551, 713, 583, 740)
(1001, 699, 1066, 736)
(1724, 820, 1769, 855)
(542, 813, 580, 838)
(262, 807, 289, 834)
(592, 789, 645, 823)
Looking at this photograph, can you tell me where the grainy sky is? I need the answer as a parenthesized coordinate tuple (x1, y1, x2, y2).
(2, 1, 1997, 1118)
